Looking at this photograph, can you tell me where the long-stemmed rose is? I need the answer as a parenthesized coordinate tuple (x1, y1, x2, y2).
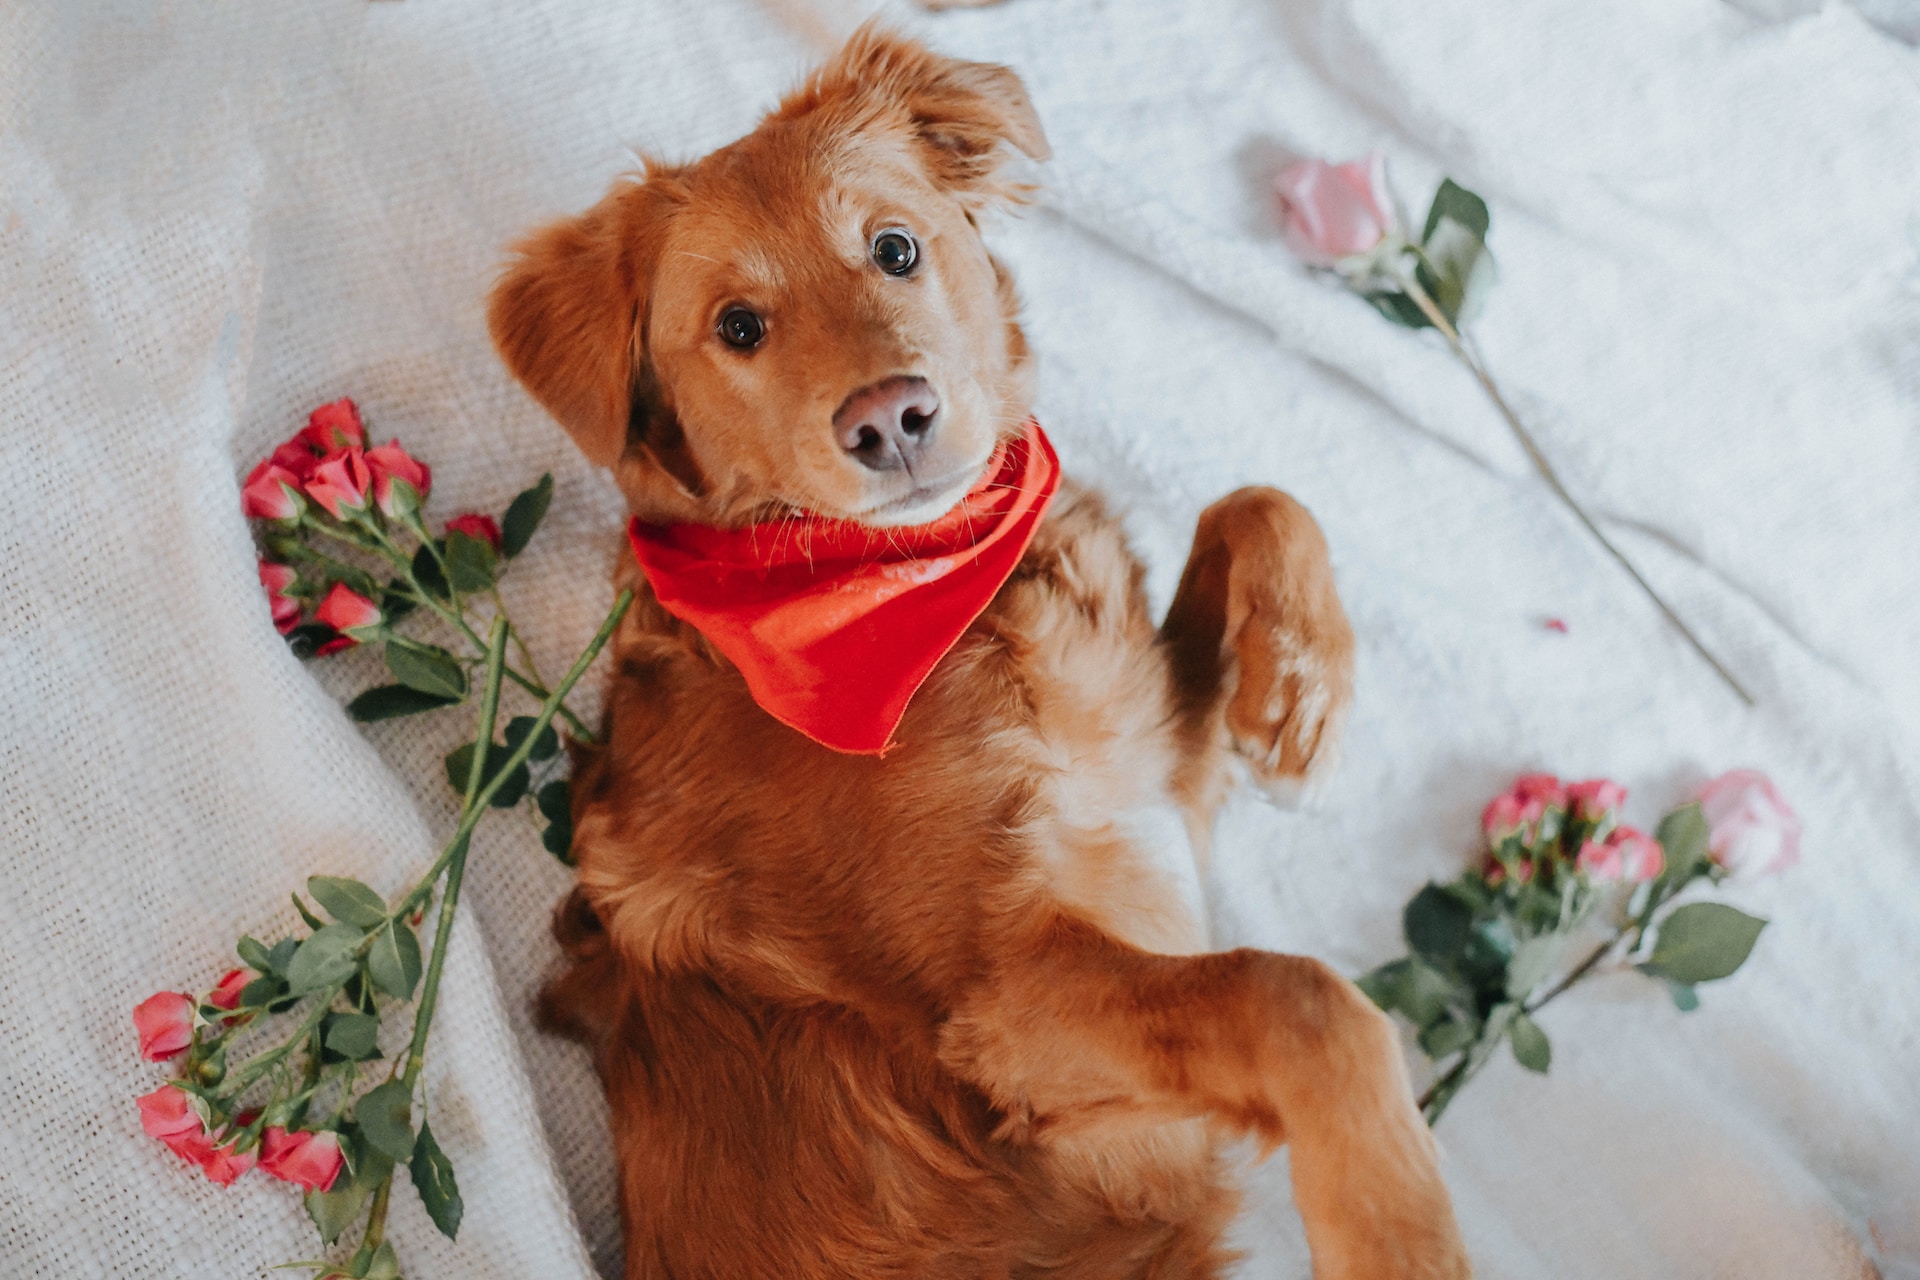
(1361, 768, 1790, 1123)
(1275, 156, 1753, 706)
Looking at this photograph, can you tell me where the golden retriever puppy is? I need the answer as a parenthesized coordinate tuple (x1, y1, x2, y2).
(489, 25, 1468, 1280)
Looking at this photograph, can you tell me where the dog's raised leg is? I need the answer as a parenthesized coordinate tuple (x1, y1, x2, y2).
(941, 912, 1470, 1280)
(1160, 487, 1355, 802)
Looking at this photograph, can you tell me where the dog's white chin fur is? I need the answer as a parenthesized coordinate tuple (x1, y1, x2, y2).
(853, 468, 985, 529)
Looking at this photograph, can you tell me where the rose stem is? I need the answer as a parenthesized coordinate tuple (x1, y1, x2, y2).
(1396, 274, 1755, 707)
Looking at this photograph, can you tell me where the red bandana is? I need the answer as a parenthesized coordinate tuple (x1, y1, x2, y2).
(628, 421, 1059, 755)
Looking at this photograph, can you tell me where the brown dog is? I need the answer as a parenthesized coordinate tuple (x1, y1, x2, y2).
(489, 26, 1468, 1280)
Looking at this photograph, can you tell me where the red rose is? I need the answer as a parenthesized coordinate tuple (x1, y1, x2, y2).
(300, 398, 366, 453)
(445, 512, 502, 552)
(304, 448, 372, 519)
(259, 1127, 345, 1192)
(132, 991, 195, 1061)
(241, 461, 305, 522)
(366, 440, 432, 518)
(314, 582, 383, 648)
(196, 1139, 257, 1186)
(1566, 778, 1626, 822)
(207, 968, 250, 1012)
(268, 435, 322, 481)
(259, 561, 301, 635)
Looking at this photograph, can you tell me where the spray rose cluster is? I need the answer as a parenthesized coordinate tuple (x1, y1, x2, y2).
(1362, 769, 1798, 1124)
(129, 400, 633, 1280)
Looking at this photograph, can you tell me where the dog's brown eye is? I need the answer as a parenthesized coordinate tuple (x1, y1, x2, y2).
(871, 228, 917, 276)
(718, 307, 764, 349)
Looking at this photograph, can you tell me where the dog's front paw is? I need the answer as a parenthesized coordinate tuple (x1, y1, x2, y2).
(1216, 492, 1354, 800)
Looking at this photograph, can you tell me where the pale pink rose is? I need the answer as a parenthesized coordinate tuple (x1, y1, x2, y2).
(1274, 154, 1396, 267)
(1567, 778, 1627, 821)
(259, 1127, 344, 1192)
(1481, 791, 1540, 838)
(445, 512, 502, 552)
(207, 968, 250, 1012)
(314, 582, 382, 647)
(366, 440, 432, 517)
(304, 448, 372, 519)
(1610, 825, 1664, 882)
(1699, 769, 1801, 880)
(241, 461, 305, 522)
(132, 991, 194, 1061)
(1575, 838, 1621, 881)
(259, 561, 301, 635)
(300, 398, 366, 454)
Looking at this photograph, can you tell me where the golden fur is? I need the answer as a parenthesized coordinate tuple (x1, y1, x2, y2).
(490, 26, 1469, 1280)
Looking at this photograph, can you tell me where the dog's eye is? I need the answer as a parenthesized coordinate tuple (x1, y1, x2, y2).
(871, 228, 918, 276)
(717, 307, 765, 349)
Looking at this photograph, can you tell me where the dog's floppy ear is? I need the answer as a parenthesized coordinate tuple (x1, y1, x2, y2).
(487, 172, 682, 470)
(792, 24, 1050, 206)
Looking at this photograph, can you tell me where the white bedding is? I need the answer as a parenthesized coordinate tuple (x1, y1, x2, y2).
(3, 1, 1917, 1276)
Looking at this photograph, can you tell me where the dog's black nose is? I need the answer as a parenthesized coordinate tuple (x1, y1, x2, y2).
(833, 376, 939, 472)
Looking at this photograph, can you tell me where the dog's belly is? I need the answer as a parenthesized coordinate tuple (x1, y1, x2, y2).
(1042, 771, 1210, 956)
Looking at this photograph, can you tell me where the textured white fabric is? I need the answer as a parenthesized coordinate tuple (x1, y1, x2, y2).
(2, 1, 1917, 1277)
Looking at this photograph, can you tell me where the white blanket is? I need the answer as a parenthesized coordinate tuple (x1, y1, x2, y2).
(3, 1, 1916, 1276)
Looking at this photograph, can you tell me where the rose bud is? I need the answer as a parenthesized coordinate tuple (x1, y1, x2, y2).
(268, 435, 323, 481)
(196, 1139, 257, 1186)
(1566, 778, 1626, 822)
(207, 968, 250, 1013)
(132, 991, 195, 1061)
(1699, 769, 1801, 880)
(259, 1127, 345, 1192)
(1481, 790, 1542, 841)
(1609, 825, 1664, 882)
(1575, 838, 1623, 882)
(313, 583, 383, 648)
(258, 561, 302, 635)
(137, 1085, 209, 1159)
(366, 440, 432, 518)
(1513, 773, 1569, 810)
(1274, 153, 1396, 268)
(445, 512, 503, 552)
(300, 398, 367, 453)
(241, 461, 306, 522)
(304, 448, 373, 519)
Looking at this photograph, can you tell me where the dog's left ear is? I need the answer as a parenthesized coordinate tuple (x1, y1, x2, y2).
(789, 24, 1050, 206)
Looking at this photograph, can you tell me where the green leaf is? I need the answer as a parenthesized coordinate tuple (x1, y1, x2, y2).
(1422, 177, 1491, 244)
(410, 1122, 464, 1240)
(308, 876, 387, 929)
(1417, 216, 1495, 326)
(1652, 803, 1711, 897)
(1365, 288, 1433, 330)
(238, 975, 283, 1009)
(502, 473, 553, 558)
(411, 542, 450, 602)
(1404, 884, 1474, 973)
(1508, 1012, 1551, 1073)
(538, 779, 574, 864)
(237, 935, 274, 972)
(291, 893, 325, 931)
(347, 684, 462, 722)
(323, 1011, 382, 1062)
(444, 530, 497, 593)
(268, 936, 300, 976)
(1418, 1014, 1475, 1059)
(356, 1079, 417, 1163)
(363, 1242, 400, 1280)
(1505, 934, 1566, 1001)
(1663, 977, 1701, 1012)
(384, 642, 468, 702)
(444, 741, 528, 808)
(505, 715, 560, 762)
(1357, 957, 1459, 1030)
(285, 923, 365, 994)
(305, 1131, 388, 1246)
(1643, 902, 1767, 984)
(379, 583, 418, 627)
(367, 920, 423, 1001)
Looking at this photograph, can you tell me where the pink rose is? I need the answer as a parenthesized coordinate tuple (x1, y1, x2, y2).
(1567, 778, 1627, 821)
(1610, 825, 1664, 882)
(1698, 769, 1801, 880)
(445, 512, 502, 552)
(259, 561, 301, 635)
(1575, 838, 1621, 881)
(137, 1087, 256, 1184)
(304, 448, 372, 519)
(196, 1139, 257, 1186)
(207, 968, 250, 1012)
(300, 398, 366, 454)
(259, 1127, 345, 1192)
(1513, 773, 1569, 810)
(314, 582, 382, 648)
(366, 440, 432, 517)
(268, 436, 323, 481)
(1274, 154, 1396, 267)
(132, 991, 194, 1061)
(1481, 791, 1541, 838)
(241, 461, 305, 522)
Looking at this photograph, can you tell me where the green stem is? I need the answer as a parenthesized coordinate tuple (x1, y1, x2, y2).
(217, 985, 342, 1100)
(1394, 274, 1755, 708)
(359, 1176, 394, 1257)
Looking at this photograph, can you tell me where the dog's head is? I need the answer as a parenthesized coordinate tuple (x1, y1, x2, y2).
(488, 27, 1048, 528)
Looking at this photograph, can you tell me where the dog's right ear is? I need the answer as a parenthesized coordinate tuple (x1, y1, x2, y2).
(487, 173, 682, 469)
